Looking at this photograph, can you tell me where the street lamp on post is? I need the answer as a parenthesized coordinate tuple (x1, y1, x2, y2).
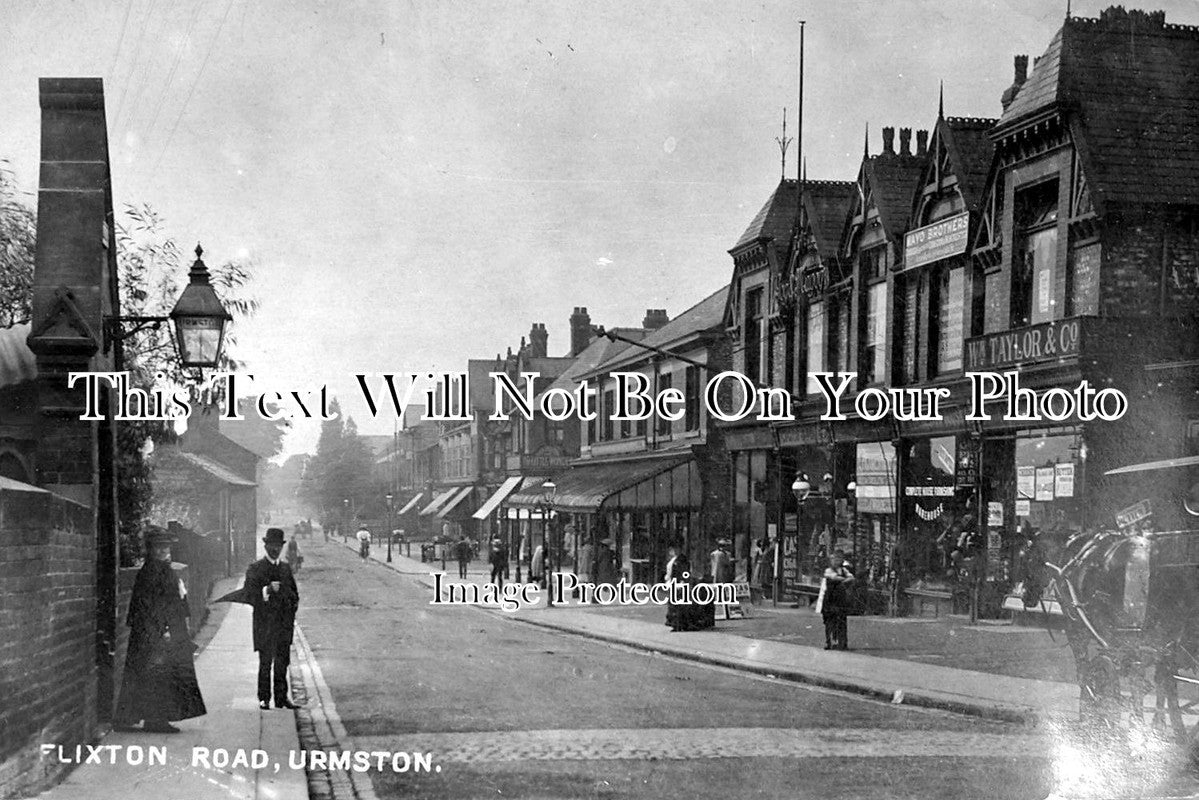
(385, 492, 394, 562)
(789, 473, 811, 608)
(541, 480, 556, 607)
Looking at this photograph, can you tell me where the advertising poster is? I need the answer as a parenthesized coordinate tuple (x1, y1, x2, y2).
(1, 3, 1197, 800)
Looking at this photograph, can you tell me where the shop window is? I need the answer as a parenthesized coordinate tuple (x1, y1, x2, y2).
(805, 300, 825, 395)
(744, 287, 763, 384)
(931, 267, 964, 375)
(636, 418, 647, 439)
(1011, 180, 1059, 328)
(860, 246, 885, 281)
(860, 281, 887, 385)
(657, 372, 673, 437)
(1014, 429, 1083, 537)
(684, 365, 701, 431)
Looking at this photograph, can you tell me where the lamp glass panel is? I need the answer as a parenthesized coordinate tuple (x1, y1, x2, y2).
(175, 316, 224, 366)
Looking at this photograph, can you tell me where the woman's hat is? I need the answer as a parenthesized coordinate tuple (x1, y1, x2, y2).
(263, 527, 286, 545)
(145, 526, 177, 546)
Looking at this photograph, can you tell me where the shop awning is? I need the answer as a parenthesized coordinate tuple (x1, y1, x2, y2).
(472, 476, 522, 520)
(506, 455, 691, 512)
(436, 486, 475, 518)
(419, 489, 457, 516)
(397, 493, 425, 515)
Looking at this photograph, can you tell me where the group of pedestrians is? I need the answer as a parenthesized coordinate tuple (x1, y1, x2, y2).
(114, 526, 304, 734)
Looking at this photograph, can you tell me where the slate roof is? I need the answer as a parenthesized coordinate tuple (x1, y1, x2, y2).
(942, 117, 997, 211)
(996, 9, 1199, 207)
(592, 285, 728, 373)
(541, 329, 643, 396)
(802, 181, 857, 258)
(731, 179, 797, 253)
(863, 152, 926, 241)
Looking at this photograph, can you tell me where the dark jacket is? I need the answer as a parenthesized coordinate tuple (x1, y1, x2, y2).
(244, 557, 299, 653)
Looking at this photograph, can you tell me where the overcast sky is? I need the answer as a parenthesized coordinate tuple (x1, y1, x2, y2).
(3, 0, 1196, 456)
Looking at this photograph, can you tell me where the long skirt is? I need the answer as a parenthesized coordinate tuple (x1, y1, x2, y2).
(115, 638, 206, 723)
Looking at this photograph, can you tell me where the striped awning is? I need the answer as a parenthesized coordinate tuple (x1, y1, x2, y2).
(473, 476, 522, 520)
(419, 489, 457, 516)
(397, 493, 425, 515)
(436, 486, 475, 518)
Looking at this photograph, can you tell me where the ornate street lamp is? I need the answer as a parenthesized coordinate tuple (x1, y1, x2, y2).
(107, 244, 233, 369)
(385, 492, 394, 562)
(541, 480, 556, 607)
(789, 473, 811, 609)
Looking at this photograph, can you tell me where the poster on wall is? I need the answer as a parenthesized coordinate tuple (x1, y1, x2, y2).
(1035, 467, 1055, 501)
(1017, 466, 1036, 499)
(1015, 499, 1031, 517)
(987, 501, 1004, 527)
(1054, 463, 1075, 498)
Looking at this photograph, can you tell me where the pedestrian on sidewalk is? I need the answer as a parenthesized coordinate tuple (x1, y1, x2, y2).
(820, 551, 855, 650)
(530, 543, 546, 588)
(455, 535, 472, 579)
(114, 527, 206, 734)
(356, 524, 372, 560)
(710, 538, 734, 583)
(489, 537, 507, 588)
(286, 533, 303, 573)
(245, 528, 302, 710)
(663, 538, 689, 630)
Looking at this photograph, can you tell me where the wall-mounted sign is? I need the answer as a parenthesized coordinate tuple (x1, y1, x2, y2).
(1035, 468, 1055, 501)
(987, 501, 1004, 527)
(1054, 463, 1075, 498)
(1115, 499, 1152, 529)
(903, 211, 969, 270)
(1017, 467, 1036, 499)
(964, 317, 1082, 370)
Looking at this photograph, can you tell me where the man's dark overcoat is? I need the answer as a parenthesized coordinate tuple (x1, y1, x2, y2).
(244, 557, 299, 653)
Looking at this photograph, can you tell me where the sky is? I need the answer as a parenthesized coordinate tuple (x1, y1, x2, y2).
(3, 0, 1196, 456)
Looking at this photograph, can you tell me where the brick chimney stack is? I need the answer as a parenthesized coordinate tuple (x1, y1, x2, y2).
(898, 127, 912, 157)
(1002, 55, 1029, 110)
(882, 126, 895, 155)
(528, 322, 548, 359)
(569, 307, 592, 356)
(643, 309, 669, 330)
(916, 129, 928, 158)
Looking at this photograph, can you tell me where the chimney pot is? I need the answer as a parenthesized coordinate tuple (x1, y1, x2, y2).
(915, 129, 928, 158)
(569, 306, 593, 356)
(882, 126, 895, 155)
(642, 309, 670, 330)
(898, 127, 912, 157)
(1015, 54, 1028, 84)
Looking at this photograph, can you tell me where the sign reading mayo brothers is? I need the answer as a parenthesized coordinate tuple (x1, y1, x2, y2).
(903, 211, 969, 270)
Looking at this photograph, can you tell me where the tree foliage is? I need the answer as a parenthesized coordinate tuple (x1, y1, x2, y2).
(0, 160, 35, 327)
(299, 400, 378, 530)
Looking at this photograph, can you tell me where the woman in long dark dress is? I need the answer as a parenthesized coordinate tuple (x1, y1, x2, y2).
(664, 540, 689, 630)
(114, 527, 206, 733)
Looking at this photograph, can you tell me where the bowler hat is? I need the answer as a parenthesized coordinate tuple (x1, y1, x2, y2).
(263, 527, 286, 545)
(145, 526, 177, 546)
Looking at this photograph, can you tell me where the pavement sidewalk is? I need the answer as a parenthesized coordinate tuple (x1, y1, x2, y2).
(335, 537, 1080, 725)
(35, 586, 307, 800)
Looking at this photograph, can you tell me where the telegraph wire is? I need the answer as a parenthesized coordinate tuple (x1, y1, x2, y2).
(106, 0, 136, 82)
(141, 0, 207, 149)
(112, 0, 158, 137)
(150, 0, 237, 180)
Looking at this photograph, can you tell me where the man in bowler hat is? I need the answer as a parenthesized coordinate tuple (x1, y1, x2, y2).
(244, 527, 302, 710)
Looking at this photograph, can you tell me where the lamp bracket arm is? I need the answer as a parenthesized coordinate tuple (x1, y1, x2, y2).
(106, 315, 171, 344)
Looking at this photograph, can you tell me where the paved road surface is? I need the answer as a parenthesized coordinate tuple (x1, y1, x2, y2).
(294, 540, 1054, 800)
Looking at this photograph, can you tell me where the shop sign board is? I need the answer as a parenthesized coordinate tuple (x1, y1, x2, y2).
(964, 317, 1082, 370)
(955, 449, 979, 486)
(903, 211, 969, 270)
(1115, 499, 1152, 529)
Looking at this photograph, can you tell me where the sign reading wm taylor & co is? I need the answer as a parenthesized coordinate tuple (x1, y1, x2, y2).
(903, 211, 969, 270)
(964, 317, 1082, 370)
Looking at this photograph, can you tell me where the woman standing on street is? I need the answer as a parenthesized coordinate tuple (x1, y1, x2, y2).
(114, 527, 206, 733)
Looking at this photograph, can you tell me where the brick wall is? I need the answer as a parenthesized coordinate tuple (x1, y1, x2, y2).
(1102, 212, 1199, 319)
(0, 485, 94, 799)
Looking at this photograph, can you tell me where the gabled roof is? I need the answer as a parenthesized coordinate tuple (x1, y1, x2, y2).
(942, 117, 996, 211)
(731, 179, 797, 253)
(996, 9, 1199, 207)
(861, 152, 926, 242)
(591, 285, 728, 374)
(802, 181, 857, 257)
